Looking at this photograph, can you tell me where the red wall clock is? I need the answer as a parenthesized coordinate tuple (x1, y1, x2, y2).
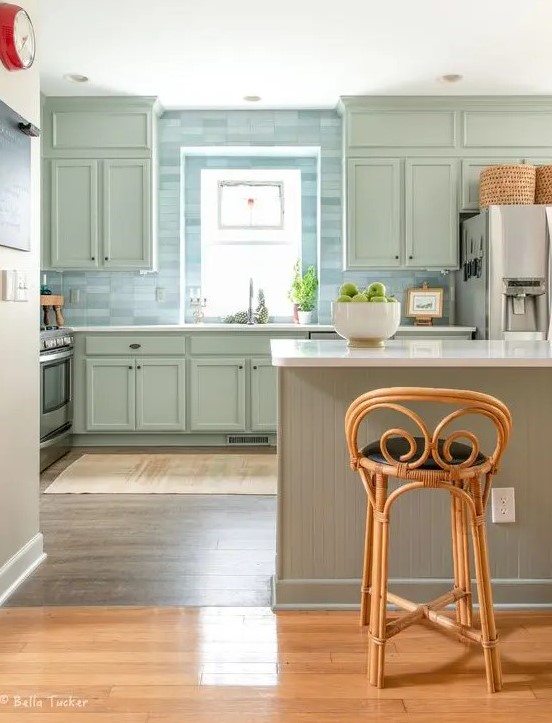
(0, 3, 35, 71)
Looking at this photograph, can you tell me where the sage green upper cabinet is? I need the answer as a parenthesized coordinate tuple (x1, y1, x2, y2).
(460, 158, 521, 211)
(190, 358, 246, 432)
(86, 358, 135, 432)
(50, 160, 99, 269)
(135, 358, 186, 432)
(250, 359, 277, 432)
(42, 97, 155, 158)
(346, 159, 401, 268)
(405, 159, 458, 268)
(103, 159, 152, 268)
(42, 96, 158, 271)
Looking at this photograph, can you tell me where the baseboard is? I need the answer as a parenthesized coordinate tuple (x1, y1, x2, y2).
(272, 577, 552, 610)
(0, 534, 46, 606)
(73, 433, 277, 447)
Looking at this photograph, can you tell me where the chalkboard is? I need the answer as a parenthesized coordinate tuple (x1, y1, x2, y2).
(0, 99, 31, 252)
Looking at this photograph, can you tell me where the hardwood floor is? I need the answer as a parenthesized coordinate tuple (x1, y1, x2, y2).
(0, 607, 551, 721)
(7, 447, 276, 607)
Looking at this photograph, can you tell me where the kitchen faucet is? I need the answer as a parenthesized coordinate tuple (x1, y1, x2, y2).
(247, 277, 254, 325)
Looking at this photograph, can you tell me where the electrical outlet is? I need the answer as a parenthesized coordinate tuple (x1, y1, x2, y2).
(69, 288, 80, 304)
(491, 487, 516, 523)
(155, 287, 166, 302)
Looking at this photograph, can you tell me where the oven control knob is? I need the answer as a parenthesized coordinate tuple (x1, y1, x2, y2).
(56, 338, 64, 347)
(64, 336, 73, 345)
(46, 339, 56, 349)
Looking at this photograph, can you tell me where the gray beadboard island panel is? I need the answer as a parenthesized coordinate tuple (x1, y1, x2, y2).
(274, 366, 552, 609)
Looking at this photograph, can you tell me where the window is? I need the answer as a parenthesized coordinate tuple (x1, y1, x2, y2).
(200, 168, 302, 318)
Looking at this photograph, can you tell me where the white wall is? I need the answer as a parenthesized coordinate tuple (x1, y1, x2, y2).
(0, 0, 44, 603)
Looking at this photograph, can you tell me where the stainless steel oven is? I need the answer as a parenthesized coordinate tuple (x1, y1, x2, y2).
(40, 327, 74, 472)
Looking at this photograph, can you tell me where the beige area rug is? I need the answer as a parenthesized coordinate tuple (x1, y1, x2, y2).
(44, 453, 277, 495)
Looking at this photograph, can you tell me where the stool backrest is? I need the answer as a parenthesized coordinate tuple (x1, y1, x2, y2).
(345, 387, 511, 475)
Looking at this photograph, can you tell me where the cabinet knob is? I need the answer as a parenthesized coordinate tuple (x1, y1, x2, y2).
(394, 255, 399, 260)
(409, 255, 413, 260)
(104, 257, 109, 261)
(253, 365, 257, 370)
(128, 365, 132, 370)
(137, 365, 141, 370)
(238, 365, 243, 369)
(91, 256, 95, 261)
(129, 343, 141, 349)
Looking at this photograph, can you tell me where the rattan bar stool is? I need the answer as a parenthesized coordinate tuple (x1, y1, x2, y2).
(345, 387, 512, 693)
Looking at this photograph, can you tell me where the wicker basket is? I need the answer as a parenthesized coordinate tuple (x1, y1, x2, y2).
(536, 165, 552, 204)
(479, 164, 536, 208)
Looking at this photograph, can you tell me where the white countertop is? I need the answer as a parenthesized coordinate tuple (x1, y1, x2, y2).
(70, 323, 475, 334)
(270, 339, 552, 367)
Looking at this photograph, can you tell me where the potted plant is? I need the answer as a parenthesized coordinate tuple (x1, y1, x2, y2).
(289, 261, 318, 324)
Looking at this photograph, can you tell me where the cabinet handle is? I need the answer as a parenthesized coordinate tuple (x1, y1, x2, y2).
(394, 255, 399, 260)
(238, 365, 244, 369)
(253, 365, 257, 370)
(104, 257, 109, 261)
(91, 256, 95, 261)
(129, 343, 141, 349)
(128, 365, 132, 370)
(137, 365, 141, 370)
(409, 255, 413, 260)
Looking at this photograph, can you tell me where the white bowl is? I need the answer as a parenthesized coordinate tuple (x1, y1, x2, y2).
(332, 301, 401, 347)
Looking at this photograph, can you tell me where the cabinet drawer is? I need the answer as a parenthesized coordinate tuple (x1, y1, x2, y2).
(85, 335, 186, 356)
(190, 335, 272, 356)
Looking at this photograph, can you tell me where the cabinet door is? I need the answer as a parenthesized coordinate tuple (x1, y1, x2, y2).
(346, 159, 401, 268)
(461, 158, 521, 211)
(85, 358, 135, 431)
(51, 160, 99, 269)
(250, 358, 277, 432)
(102, 159, 152, 269)
(190, 358, 246, 432)
(136, 358, 186, 431)
(405, 159, 458, 269)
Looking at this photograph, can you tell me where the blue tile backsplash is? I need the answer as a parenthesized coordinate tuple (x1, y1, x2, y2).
(44, 109, 451, 326)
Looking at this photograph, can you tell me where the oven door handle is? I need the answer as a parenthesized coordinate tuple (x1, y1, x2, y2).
(40, 350, 73, 365)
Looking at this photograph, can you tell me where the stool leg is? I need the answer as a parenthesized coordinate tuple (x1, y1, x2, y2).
(451, 494, 473, 627)
(360, 498, 374, 627)
(470, 478, 502, 693)
(368, 473, 389, 688)
(450, 494, 462, 624)
(459, 499, 473, 627)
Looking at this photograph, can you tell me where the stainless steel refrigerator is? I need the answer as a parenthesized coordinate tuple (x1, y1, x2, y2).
(455, 205, 552, 340)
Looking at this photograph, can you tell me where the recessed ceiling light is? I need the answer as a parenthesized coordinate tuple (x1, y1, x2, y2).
(243, 95, 262, 102)
(439, 73, 463, 83)
(63, 73, 89, 83)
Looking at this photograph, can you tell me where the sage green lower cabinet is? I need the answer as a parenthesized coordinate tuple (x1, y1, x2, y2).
(190, 358, 246, 432)
(405, 158, 458, 269)
(250, 358, 277, 432)
(86, 358, 135, 431)
(135, 358, 186, 431)
(86, 356, 186, 432)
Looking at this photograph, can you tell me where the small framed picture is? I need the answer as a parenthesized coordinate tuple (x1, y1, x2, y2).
(406, 283, 444, 325)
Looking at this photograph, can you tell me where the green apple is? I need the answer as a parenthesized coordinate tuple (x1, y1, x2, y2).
(336, 294, 352, 302)
(386, 296, 399, 303)
(351, 293, 369, 302)
(369, 295, 388, 303)
(366, 281, 386, 297)
(339, 282, 358, 297)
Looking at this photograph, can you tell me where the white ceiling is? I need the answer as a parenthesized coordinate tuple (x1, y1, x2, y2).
(40, 0, 552, 108)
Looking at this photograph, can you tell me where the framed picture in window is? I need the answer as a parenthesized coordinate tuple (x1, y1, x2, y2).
(406, 282, 443, 326)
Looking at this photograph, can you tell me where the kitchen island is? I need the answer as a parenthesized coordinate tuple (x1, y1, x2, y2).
(271, 339, 552, 609)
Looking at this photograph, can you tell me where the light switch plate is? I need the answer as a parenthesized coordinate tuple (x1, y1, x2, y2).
(14, 271, 28, 302)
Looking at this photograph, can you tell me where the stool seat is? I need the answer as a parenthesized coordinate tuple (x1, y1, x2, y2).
(361, 436, 486, 470)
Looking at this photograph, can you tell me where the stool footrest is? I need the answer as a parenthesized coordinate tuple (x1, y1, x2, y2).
(383, 589, 479, 644)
